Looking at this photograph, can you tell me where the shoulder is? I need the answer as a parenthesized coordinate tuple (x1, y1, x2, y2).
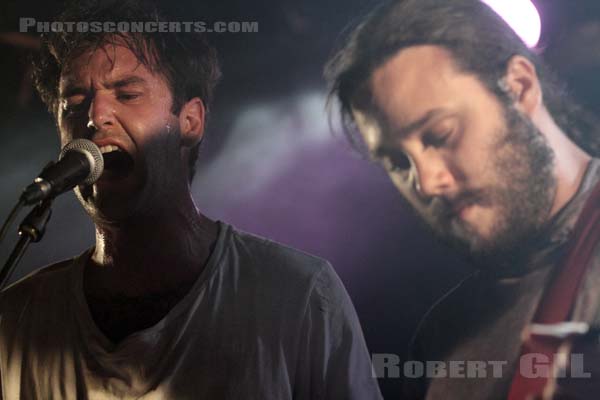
(409, 271, 483, 359)
(224, 224, 349, 309)
(404, 272, 482, 398)
(0, 255, 84, 361)
(0, 256, 78, 312)
(227, 225, 332, 280)
(576, 240, 600, 325)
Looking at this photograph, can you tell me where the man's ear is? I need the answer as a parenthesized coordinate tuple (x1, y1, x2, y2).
(178, 97, 206, 147)
(500, 55, 542, 116)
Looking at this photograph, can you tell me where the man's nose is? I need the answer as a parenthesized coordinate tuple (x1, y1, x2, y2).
(87, 92, 115, 131)
(412, 156, 454, 199)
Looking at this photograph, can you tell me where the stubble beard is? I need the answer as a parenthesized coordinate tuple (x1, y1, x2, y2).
(427, 104, 557, 265)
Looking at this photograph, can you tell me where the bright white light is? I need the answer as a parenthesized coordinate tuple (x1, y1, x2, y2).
(481, 0, 541, 48)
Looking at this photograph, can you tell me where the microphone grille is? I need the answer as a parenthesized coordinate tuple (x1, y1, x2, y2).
(59, 139, 104, 185)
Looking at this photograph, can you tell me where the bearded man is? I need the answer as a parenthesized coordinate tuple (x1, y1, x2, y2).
(326, 0, 600, 398)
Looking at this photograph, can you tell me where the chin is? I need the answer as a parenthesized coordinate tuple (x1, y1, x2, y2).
(82, 202, 131, 226)
(432, 217, 495, 259)
(76, 188, 137, 225)
(459, 227, 535, 265)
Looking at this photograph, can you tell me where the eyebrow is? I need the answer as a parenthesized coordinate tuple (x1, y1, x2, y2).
(109, 76, 148, 89)
(60, 75, 148, 99)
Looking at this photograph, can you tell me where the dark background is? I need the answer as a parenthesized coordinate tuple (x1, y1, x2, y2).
(1, 0, 600, 397)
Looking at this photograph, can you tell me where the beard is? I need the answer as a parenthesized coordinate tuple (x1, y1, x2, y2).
(425, 104, 557, 264)
(75, 123, 188, 225)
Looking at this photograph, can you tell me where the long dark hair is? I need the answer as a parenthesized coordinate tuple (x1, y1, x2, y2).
(325, 0, 600, 156)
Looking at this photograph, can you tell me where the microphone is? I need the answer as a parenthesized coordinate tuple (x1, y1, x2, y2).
(20, 139, 104, 205)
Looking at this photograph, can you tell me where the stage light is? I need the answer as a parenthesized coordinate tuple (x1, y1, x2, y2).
(481, 0, 541, 48)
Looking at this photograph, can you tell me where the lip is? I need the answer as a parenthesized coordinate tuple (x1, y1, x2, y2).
(452, 202, 469, 215)
(92, 138, 131, 155)
(448, 198, 476, 219)
(95, 171, 134, 185)
(90, 137, 136, 181)
(457, 204, 474, 220)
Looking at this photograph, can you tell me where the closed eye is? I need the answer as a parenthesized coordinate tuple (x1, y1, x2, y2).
(377, 149, 411, 173)
(117, 93, 141, 101)
(62, 96, 90, 117)
(423, 130, 451, 148)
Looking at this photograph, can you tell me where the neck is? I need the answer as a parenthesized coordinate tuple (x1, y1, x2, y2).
(89, 191, 218, 297)
(541, 113, 591, 218)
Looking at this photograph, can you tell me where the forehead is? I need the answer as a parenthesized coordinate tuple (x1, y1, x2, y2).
(369, 45, 472, 127)
(59, 42, 160, 94)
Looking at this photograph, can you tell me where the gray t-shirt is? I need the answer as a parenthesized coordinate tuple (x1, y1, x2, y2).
(0, 222, 382, 400)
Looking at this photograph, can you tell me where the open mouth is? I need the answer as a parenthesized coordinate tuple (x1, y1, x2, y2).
(99, 145, 134, 179)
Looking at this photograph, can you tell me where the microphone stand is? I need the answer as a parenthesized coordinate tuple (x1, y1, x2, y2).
(0, 199, 53, 290)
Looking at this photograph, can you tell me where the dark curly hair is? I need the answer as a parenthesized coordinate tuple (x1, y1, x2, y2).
(325, 0, 600, 157)
(32, 0, 222, 180)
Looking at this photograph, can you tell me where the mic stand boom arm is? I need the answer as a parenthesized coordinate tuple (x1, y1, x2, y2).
(0, 198, 53, 290)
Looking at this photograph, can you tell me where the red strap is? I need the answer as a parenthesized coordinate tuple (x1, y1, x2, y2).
(508, 179, 600, 400)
